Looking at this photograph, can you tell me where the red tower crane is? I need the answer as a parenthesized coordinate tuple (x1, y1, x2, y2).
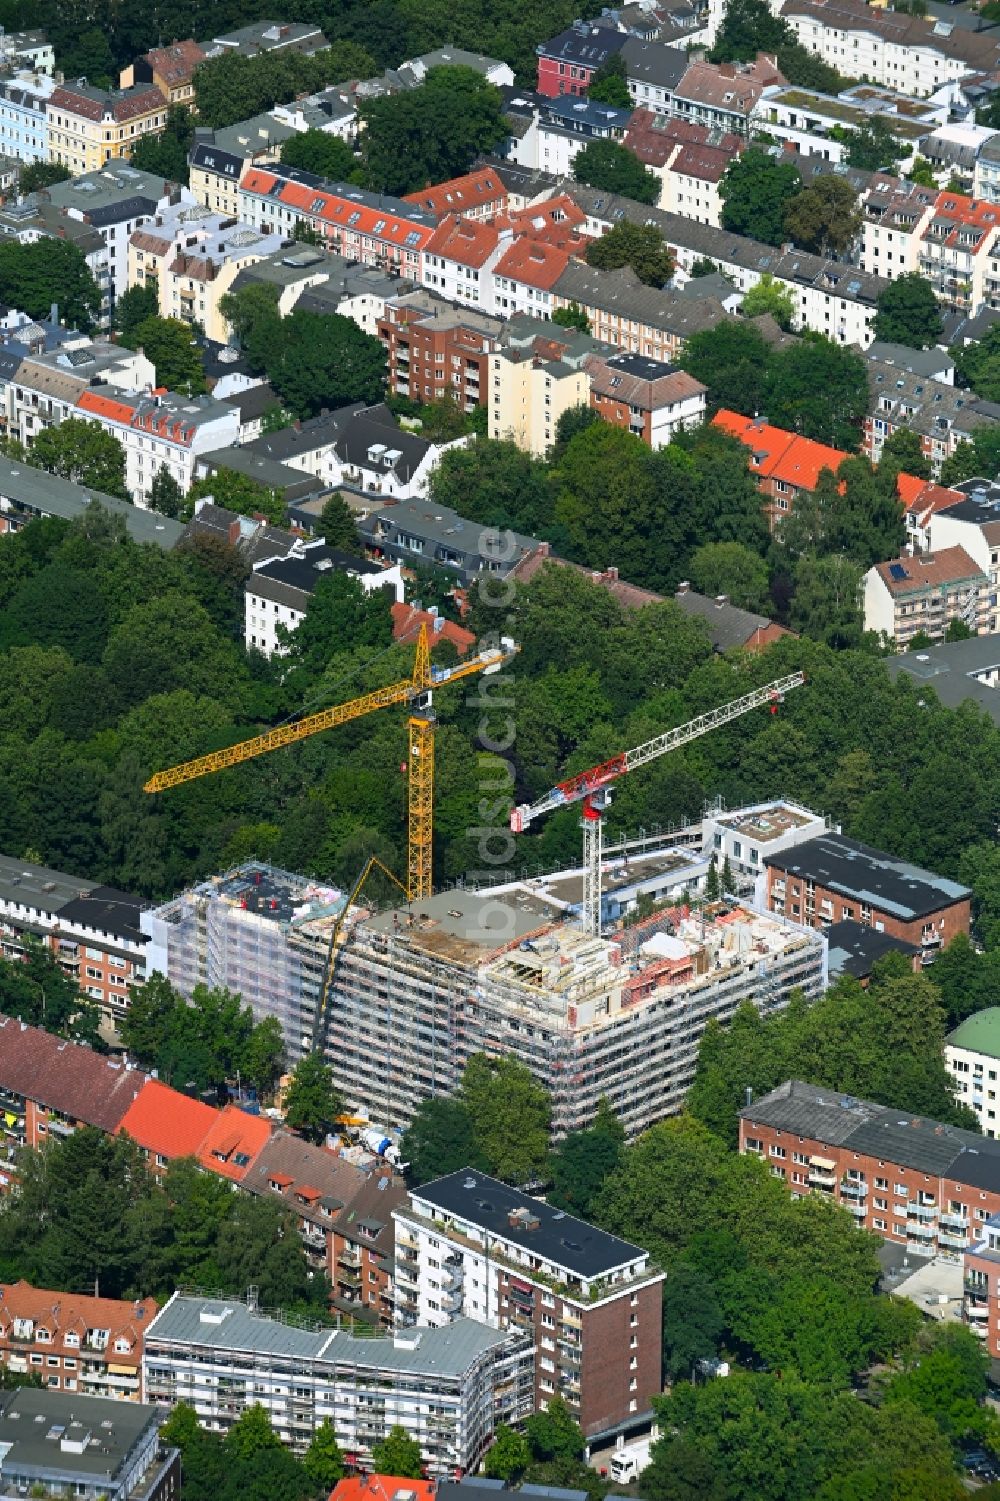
(510, 672, 806, 936)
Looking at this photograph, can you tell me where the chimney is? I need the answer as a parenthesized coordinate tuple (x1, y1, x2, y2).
(715, 593, 729, 606)
(676, 579, 690, 594)
(604, 565, 619, 581)
(537, 540, 551, 556)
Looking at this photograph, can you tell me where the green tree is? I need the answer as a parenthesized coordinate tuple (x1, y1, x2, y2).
(114, 282, 159, 343)
(0, 938, 100, 1045)
(194, 42, 376, 130)
(690, 256, 720, 277)
(303, 1420, 345, 1490)
(574, 138, 659, 204)
(841, 116, 903, 172)
(766, 334, 869, 449)
(873, 272, 943, 349)
(359, 67, 508, 195)
(549, 1097, 625, 1219)
(127, 316, 206, 394)
(783, 175, 861, 255)
(239, 1015, 285, 1096)
(19, 161, 71, 194)
(877, 425, 932, 484)
(952, 324, 1000, 400)
(371, 1424, 424, 1479)
(219, 283, 281, 346)
(719, 150, 801, 245)
(225, 1405, 284, 1461)
(680, 319, 771, 415)
(484, 1424, 531, 1481)
(908, 155, 937, 186)
(130, 105, 194, 182)
(318, 493, 361, 553)
(661, 1262, 726, 1380)
(585, 220, 673, 286)
(283, 1051, 344, 1144)
(740, 273, 795, 330)
(588, 54, 632, 106)
(0, 238, 100, 331)
(689, 540, 771, 611)
(525, 1397, 585, 1465)
(280, 129, 359, 182)
(30, 418, 128, 499)
(640, 1439, 727, 1501)
(149, 467, 184, 519)
(551, 302, 590, 333)
(187, 468, 285, 525)
(401, 1096, 486, 1185)
(788, 553, 867, 648)
(460, 1053, 551, 1185)
(243, 308, 386, 420)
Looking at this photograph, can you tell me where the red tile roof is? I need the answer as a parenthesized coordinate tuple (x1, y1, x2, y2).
(403, 168, 507, 218)
(146, 40, 207, 87)
(713, 409, 848, 491)
(331, 1477, 437, 1501)
(50, 83, 166, 123)
(196, 1103, 272, 1181)
(874, 545, 985, 594)
(926, 191, 1000, 253)
(77, 388, 135, 425)
(391, 602, 475, 654)
(0, 1281, 157, 1366)
(897, 474, 964, 518)
(240, 169, 436, 251)
(494, 235, 582, 291)
(0, 1015, 149, 1131)
(423, 213, 501, 268)
(116, 1079, 218, 1161)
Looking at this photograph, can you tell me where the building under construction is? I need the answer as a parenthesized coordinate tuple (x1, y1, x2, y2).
(328, 886, 827, 1140)
(141, 864, 346, 1062)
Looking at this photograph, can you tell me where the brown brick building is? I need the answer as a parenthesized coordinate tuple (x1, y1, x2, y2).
(0, 1281, 157, 1399)
(763, 832, 971, 955)
(740, 1080, 1000, 1355)
(378, 293, 503, 410)
(395, 1171, 664, 1440)
(0, 1015, 149, 1186)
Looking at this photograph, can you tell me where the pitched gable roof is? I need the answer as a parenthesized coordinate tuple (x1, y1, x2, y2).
(115, 1078, 218, 1159)
(0, 1016, 149, 1131)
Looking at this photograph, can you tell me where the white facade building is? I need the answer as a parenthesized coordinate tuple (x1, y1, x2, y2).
(946, 1010, 1000, 1137)
(707, 800, 831, 889)
(142, 1292, 533, 1475)
(245, 539, 404, 656)
(0, 71, 57, 163)
(75, 387, 240, 504)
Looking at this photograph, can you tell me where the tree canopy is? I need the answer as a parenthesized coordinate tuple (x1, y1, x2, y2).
(719, 150, 801, 245)
(585, 221, 673, 286)
(573, 139, 660, 204)
(359, 66, 508, 195)
(0, 238, 100, 331)
(30, 419, 128, 499)
(873, 272, 944, 348)
(280, 129, 360, 182)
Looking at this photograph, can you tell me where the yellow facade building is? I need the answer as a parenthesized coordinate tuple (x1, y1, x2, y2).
(47, 82, 168, 174)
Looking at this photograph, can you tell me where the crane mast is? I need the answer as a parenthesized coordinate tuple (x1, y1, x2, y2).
(511, 672, 805, 936)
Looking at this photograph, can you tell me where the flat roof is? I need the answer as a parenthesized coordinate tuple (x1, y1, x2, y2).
(0, 1387, 158, 1480)
(0, 455, 182, 548)
(887, 633, 1000, 723)
(715, 802, 818, 842)
(825, 918, 918, 980)
(412, 1169, 647, 1278)
(147, 1295, 513, 1375)
(362, 887, 561, 964)
(764, 832, 970, 920)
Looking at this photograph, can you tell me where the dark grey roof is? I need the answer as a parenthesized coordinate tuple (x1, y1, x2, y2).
(886, 633, 1000, 724)
(414, 1169, 646, 1278)
(741, 1079, 890, 1144)
(867, 340, 955, 378)
(57, 884, 145, 944)
(336, 403, 432, 482)
(221, 382, 281, 422)
(539, 22, 626, 67)
(0, 1388, 160, 1482)
(825, 918, 919, 980)
(0, 455, 182, 548)
(764, 832, 970, 919)
(249, 542, 376, 608)
(244, 404, 363, 462)
(194, 448, 322, 502)
(554, 261, 729, 336)
(672, 586, 776, 651)
(620, 34, 688, 88)
(189, 141, 244, 179)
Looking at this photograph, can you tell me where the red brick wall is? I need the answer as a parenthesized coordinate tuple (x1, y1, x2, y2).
(764, 864, 970, 949)
(579, 1281, 662, 1437)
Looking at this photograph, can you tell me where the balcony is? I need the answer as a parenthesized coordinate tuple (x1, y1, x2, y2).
(907, 1221, 936, 1240)
(808, 1167, 836, 1189)
(966, 1297, 989, 1320)
(941, 1211, 967, 1229)
(339, 1247, 361, 1268)
(560, 1309, 582, 1329)
(939, 1229, 968, 1250)
(839, 1179, 867, 1199)
(846, 1202, 867, 1219)
(908, 1201, 938, 1219)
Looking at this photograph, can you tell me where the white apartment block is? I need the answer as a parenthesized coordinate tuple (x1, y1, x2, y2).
(782, 0, 1000, 98)
(329, 886, 827, 1140)
(142, 1292, 532, 1475)
(74, 387, 240, 504)
(705, 798, 830, 887)
(860, 176, 937, 282)
(863, 545, 989, 648)
(946, 1010, 1000, 1137)
(928, 486, 1000, 634)
(6, 342, 156, 450)
(245, 540, 404, 656)
(394, 1173, 665, 1439)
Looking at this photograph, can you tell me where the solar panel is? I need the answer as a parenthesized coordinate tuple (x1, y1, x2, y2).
(889, 563, 908, 581)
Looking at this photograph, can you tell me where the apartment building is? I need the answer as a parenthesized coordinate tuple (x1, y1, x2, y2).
(6, 340, 156, 450)
(404, 167, 508, 222)
(46, 83, 168, 175)
(503, 90, 633, 178)
(238, 163, 438, 279)
(245, 537, 404, 656)
(672, 585, 791, 653)
(740, 1079, 1000, 1265)
(946, 1010, 1000, 1137)
(925, 484, 1000, 631)
(0, 453, 184, 548)
(116, 1082, 272, 1182)
(328, 887, 826, 1140)
(669, 54, 785, 135)
(241, 1132, 368, 1279)
(862, 352, 995, 473)
(536, 21, 626, 98)
(583, 351, 706, 446)
(142, 1292, 533, 1474)
(129, 202, 286, 341)
(0, 1283, 156, 1400)
(621, 36, 688, 114)
(712, 409, 848, 525)
(120, 41, 207, 106)
(761, 831, 971, 952)
(0, 1016, 149, 1184)
(781, 0, 1000, 97)
(701, 798, 829, 882)
(0, 853, 148, 1024)
(75, 387, 239, 504)
(914, 193, 1000, 317)
(489, 343, 591, 455)
(46, 165, 190, 312)
(359, 496, 542, 586)
(0, 1388, 179, 1501)
(189, 114, 298, 217)
(0, 71, 57, 163)
(552, 261, 730, 361)
(863, 545, 989, 648)
(860, 176, 937, 281)
(755, 84, 933, 168)
(899, 474, 966, 552)
(965, 1213, 1000, 1353)
(395, 1172, 663, 1439)
(0, 30, 54, 73)
(567, 184, 888, 345)
(626, 110, 743, 223)
(379, 291, 503, 409)
(208, 21, 329, 57)
(142, 864, 347, 1062)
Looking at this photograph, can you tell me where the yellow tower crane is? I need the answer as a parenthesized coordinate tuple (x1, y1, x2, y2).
(144, 624, 519, 902)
